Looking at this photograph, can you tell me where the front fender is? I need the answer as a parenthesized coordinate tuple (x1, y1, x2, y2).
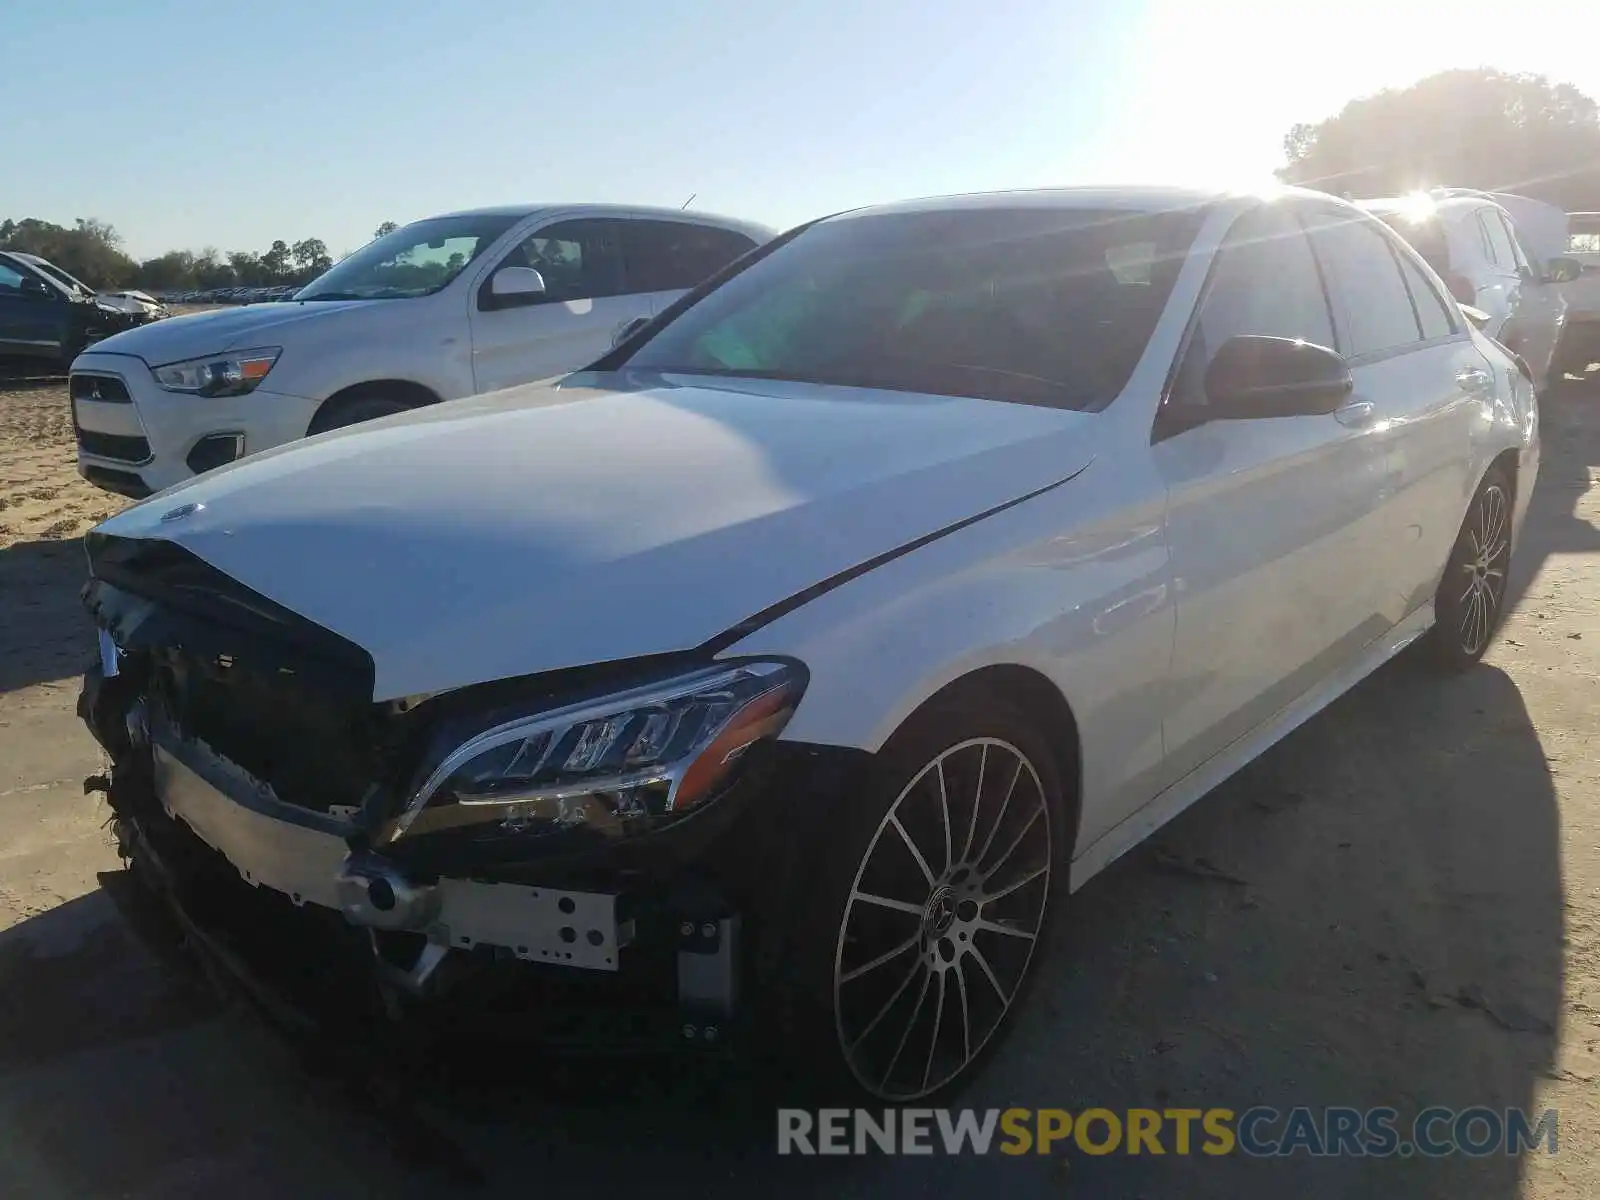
(718, 465, 1175, 854)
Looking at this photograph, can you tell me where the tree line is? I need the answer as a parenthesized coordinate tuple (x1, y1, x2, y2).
(1277, 69, 1600, 212)
(0, 219, 401, 293)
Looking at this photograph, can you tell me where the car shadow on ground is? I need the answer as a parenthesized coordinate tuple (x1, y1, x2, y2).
(0, 537, 93, 693)
(1504, 382, 1600, 616)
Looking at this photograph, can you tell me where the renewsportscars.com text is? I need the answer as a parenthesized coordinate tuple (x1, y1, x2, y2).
(777, 1106, 1559, 1158)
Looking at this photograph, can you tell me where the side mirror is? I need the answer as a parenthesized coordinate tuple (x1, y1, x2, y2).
(1544, 255, 1583, 284)
(489, 266, 546, 303)
(611, 315, 650, 348)
(19, 276, 55, 301)
(1203, 335, 1353, 419)
(1458, 304, 1493, 332)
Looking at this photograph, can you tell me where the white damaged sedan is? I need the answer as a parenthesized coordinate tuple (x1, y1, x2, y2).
(79, 186, 1537, 1100)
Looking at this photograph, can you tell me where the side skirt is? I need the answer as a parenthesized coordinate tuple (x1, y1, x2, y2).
(1068, 602, 1435, 891)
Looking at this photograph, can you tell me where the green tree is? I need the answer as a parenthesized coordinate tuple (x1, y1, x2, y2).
(261, 239, 293, 279)
(1279, 68, 1600, 210)
(228, 250, 265, 286)
(136, 249, 198, 291)
(0, 216, 138, 287)
(291, 237, 333, 277)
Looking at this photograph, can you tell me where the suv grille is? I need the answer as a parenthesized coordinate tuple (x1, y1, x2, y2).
(70, 374, 131, 403)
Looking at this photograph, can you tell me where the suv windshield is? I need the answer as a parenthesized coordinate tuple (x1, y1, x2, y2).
(620, 205, 1204, 410)
(297, 212, 524, 301)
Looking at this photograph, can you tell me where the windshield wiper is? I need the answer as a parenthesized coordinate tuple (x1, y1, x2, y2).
(294, 291, 363, 302)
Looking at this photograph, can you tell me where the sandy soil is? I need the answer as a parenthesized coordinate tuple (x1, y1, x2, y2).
(0, 370, 1598, 1198)
(0, 381, 125, 547)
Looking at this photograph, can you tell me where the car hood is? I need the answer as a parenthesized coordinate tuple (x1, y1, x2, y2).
(82, 299, 370, 364)
(93, 372, 1099, 700)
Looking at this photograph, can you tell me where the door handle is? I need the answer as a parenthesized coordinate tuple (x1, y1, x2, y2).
(1334, 399, 1376, 428)
(1456, 366, 1494, 394)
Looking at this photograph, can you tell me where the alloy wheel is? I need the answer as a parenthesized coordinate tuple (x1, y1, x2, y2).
(833, 737, 1053, 1100)
(1457, 483, 1511, 657)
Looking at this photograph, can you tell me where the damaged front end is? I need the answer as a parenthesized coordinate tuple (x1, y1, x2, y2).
(79, 532, 857, 1053)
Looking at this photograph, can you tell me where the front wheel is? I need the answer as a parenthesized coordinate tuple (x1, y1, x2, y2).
(307, 392, 415, 434)
(1425, 466, 1514, 670)
(770, 696, 1065, 1101)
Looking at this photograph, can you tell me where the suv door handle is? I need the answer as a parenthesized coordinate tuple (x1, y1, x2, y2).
(1334, 399, 1376, 428)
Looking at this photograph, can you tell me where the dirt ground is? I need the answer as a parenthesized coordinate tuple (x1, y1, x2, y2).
(1, 366, 1598, 1198)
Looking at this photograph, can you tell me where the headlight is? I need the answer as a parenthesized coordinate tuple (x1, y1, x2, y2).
(393, 660, 805, 841)
(151, 347, 280, 396)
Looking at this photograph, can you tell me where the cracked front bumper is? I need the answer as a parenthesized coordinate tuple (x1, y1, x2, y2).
(151, 733, 630, 975)
(79, 653, 871, 1052)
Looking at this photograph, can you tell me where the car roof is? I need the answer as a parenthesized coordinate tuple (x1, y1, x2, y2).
(821, 184, 1349, 224)
(1358, 194, 1496, 221)
(423, 203, 775, 238)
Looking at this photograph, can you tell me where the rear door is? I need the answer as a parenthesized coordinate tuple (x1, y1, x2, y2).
(620, 220, 760, 317)
(1300, 204, 1483, 625)
(468, 217, 641, 392)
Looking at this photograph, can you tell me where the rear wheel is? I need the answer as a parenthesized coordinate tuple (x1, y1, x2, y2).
(1425, 466, 1513, 670)
(770, 695, 1065, 1101)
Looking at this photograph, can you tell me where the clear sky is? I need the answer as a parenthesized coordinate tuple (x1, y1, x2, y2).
(4, 0, 1596, 261)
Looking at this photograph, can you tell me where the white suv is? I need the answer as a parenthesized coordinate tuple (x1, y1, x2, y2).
(69, 205, 774, 497)
(1358, 191, 1580, 390)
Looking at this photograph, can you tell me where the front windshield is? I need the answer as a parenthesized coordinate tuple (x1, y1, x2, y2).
(297, 211, 524, 301)
(621, 205, 1204, 410)
(27, 259, 91, 297)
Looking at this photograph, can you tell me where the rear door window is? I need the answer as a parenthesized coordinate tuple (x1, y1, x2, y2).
(1302, 209, 1424, 358)
(623, 221, 759, 294)
(1393, 251, 1459, 341)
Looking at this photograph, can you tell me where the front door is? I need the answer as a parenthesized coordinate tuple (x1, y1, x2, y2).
(0, 260, 64, 359)
(468, 218, 650, 393)
(1153, 203, 1391, 784)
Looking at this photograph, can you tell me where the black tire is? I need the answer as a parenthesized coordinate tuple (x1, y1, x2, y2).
(1424, 465, 1514, 671)
(763, 692, 1067, 1102)
(308, 392, 415, 434)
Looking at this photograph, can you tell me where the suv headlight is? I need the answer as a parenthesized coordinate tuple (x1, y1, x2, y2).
(151, 347, 280, 396)
(392, 660, 805, 841)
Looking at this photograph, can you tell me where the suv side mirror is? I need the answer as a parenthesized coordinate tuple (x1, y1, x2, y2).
(1544, 255, 1583, 284)
(486, 266, 546, 308)
(1204, 335, 1353, 419)
(19, 276, 55, 301)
